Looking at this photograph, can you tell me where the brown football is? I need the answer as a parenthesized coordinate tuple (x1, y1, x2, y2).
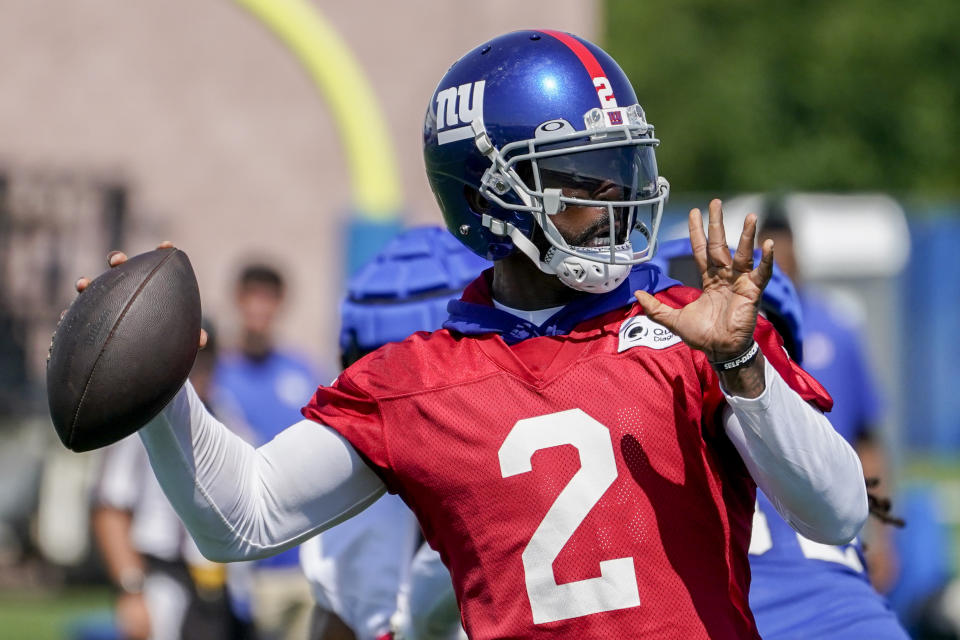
(46, 247, 201, 452)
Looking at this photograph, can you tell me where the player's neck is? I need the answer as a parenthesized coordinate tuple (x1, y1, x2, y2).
(491, 253, 587, 311)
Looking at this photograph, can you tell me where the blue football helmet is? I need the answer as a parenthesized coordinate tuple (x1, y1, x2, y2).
(423, 30, 669, 294)
(650, 237, 804, 363)
(340, 226, 490, 367)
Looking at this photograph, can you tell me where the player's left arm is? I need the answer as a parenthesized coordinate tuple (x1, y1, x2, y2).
(636, 199, 868, 545)
(720, 361, 866, 544)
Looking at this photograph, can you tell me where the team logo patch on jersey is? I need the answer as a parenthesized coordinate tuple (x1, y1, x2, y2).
(617, 316, 682, 353)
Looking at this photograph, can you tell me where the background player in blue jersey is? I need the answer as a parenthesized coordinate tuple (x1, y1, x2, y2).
(213, 263, 327, 640)
(300, 227, 487, 640)
(756, 204, 902, 594)
(653, 237, 909, 640)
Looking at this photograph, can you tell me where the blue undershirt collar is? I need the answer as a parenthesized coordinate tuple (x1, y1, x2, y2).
(443, 263, 680, 345)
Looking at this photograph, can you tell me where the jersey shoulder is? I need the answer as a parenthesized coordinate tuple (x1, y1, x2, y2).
(577, 283, 701, 337)
(342, 329, 495, 399)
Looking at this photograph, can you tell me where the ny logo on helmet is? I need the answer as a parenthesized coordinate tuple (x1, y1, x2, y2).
(436, 81, 485, 145)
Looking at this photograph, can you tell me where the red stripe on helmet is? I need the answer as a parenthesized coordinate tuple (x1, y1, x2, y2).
(538, 29, 610, 91)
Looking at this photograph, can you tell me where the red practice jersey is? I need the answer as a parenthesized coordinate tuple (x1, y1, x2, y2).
(303, 284, 831, 640)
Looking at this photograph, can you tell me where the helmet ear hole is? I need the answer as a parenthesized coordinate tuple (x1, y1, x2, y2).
(464, 186, 491, 214)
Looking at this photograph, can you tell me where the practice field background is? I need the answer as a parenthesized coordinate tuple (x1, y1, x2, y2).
(0, 0, 958, 638)
(0, 589, 112, 640)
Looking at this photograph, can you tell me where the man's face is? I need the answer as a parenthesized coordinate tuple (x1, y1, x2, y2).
(547, 179, 627, 248)
(235, 282, 283, 342)
(533, 144, 654, 250)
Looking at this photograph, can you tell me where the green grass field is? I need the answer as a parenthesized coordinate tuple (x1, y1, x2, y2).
(0, 588, 113, 640)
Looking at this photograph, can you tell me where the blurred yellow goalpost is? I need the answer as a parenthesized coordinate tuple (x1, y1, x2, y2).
(236, 0, 405, 269)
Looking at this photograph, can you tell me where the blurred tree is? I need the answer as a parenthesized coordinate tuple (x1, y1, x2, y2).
(605, 0, 960, 196)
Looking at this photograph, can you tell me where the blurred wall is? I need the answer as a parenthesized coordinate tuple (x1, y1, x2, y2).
(0, 0, 598, 371)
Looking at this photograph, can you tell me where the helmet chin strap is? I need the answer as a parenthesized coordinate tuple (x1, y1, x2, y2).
(545, 244, 633, 294)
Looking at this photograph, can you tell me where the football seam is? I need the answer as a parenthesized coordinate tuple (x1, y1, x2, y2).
(67, 250, 179, 449)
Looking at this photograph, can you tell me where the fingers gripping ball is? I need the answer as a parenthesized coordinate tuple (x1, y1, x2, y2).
(47, 248, 201, 452)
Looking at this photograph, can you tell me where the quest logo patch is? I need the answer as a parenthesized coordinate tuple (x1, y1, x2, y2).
(617, 315, 682, 353)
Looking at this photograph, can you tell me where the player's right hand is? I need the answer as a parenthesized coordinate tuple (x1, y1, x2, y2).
(74, 241, 208, 348)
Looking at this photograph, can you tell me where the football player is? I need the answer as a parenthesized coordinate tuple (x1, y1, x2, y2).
(300, 226, 487, 640)
(392, 238, 910, 640)
(652, 238, 909, 639)
(84, 31, 868, 639)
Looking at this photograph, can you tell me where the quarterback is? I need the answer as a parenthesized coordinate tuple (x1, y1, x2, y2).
(90, 31, 867, 639)
(392, 239, 909, 640)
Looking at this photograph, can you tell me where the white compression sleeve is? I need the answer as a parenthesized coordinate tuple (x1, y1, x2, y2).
(138, 381, 386, 562)
(722, 358, 868, 545)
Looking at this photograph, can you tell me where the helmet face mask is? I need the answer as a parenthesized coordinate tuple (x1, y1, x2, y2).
(478, 112, 667, 263)
(424, 30, 670, 293)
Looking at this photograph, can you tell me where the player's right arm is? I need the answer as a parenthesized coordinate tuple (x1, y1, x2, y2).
(78, 247, 386, 563)
(139, 380, 386, 562)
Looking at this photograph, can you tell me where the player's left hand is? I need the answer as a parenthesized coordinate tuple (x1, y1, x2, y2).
(634, 198, 774, 362)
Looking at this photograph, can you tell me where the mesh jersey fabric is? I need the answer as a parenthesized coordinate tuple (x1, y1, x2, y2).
(303, 284, 832, 640)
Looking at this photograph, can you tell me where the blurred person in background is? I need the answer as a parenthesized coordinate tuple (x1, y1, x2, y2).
(92, 320, 246, 640)
(757, 200, 899, 593)
(213, 263, 325, 640)
(299, 227, 486, 640)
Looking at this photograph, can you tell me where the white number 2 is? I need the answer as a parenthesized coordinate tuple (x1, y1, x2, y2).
(593, 76, 618, 108)
(750, 503, 864, 572)
(498, 409, 640, 624)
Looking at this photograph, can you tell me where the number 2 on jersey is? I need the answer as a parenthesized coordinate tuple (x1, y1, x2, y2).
(498, 409, 640, 624)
